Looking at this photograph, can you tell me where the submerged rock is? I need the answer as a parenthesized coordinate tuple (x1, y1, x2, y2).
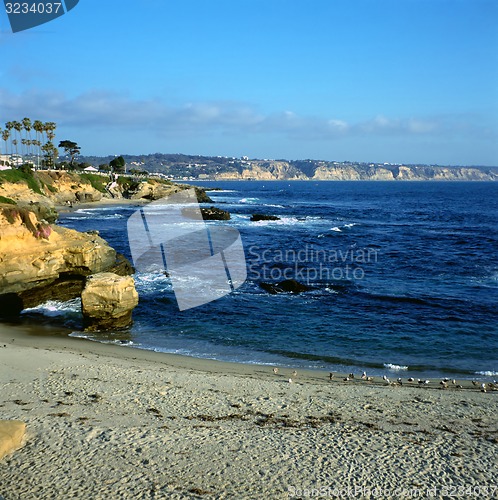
(250, 213, 281, 222)
(260, 279, 311, 294)
(81, 273, 139, 331)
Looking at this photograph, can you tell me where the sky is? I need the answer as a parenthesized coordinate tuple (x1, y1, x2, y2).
(0, 0, 497, 165)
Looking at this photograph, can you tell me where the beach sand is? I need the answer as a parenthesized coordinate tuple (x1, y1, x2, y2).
(1, 325, 497, 499)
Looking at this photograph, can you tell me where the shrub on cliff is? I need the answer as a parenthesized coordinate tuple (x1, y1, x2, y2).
(0, 195, 16, 205)
(0, 165, 43, 195)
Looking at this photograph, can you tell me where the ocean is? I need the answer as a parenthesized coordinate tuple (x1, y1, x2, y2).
(23, 181, 498, 379)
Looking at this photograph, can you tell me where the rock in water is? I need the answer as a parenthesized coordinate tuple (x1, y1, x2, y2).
(260, 279, 311, 294)
(0, 420, 26, 461)
(182, 206, 231, 221)
(81, 273, 139, 331)
(250, 213, 281, 222)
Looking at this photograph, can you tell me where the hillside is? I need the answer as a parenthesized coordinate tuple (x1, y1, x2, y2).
(78, 154, 498, 181)
(0, 168, 211, 213)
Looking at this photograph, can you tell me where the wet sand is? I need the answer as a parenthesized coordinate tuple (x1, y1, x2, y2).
(1, 324, 497, 499)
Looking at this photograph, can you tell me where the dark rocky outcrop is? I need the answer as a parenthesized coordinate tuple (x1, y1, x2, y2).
(201, 206, 231, 220)
(260, 279, 312, 294)
(182, 206, 231, 221)
(251, 213, 281, 222)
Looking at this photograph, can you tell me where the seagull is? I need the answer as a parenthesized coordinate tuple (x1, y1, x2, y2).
(292, 370, 297, 378)
(382, 375, 388, 381)
(288, 378, 293, 384)
(407, 377, 415, 383)
(451, 380, 456, 385)
(481, 383, 487, 393)
(418, 379, 430, 385)
(472, 380, 478, 386)
(440, 380, 448, 388)
(273, 368, 279, 375)
(361, 372, 367, 380)
(329, 372, 335, 380)
(349, 373, 355, 379)
(397, 377, 403, 385)
(366, 376, 373, 382)
(343, 377, 351, 382)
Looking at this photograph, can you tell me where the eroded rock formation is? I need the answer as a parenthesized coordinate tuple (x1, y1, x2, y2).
(81, 273, 139, 331)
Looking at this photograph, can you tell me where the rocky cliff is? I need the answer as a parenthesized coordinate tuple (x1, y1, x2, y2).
(214, 162, 498, 181)
(216, 161, 308, 180)
(0, 205, 131, 314)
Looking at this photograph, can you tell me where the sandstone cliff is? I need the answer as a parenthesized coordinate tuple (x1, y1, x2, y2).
(0, 205, 128, 313)
(213, 161, 498, 181)
(216, 161, 308, 180)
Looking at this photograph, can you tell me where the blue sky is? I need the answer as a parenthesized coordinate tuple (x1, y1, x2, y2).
(1, 0, 497, 165)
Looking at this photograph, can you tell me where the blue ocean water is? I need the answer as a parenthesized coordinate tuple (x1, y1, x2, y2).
(36, 181, 498, 379)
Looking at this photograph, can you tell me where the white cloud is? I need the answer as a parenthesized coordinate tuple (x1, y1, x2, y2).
(0, 88, 491, 142)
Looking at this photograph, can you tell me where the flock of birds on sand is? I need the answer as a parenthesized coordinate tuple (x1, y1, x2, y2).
(272, 367, 497, 392)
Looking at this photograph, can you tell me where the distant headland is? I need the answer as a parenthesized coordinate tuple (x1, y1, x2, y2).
(77, 153, 498, 182)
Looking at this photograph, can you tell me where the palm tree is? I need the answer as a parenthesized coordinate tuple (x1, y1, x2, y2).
(0, 128, 5, 154)
(33, 120, 44, 167)
(45, 121, 56, 142)
(13, 121, 23, 159)
(22, 117, 32, 160)
(5, 121, 14, 154)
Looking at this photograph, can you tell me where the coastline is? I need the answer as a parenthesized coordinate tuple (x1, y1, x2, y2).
(1, 324, 497, 498)
(55, 196, 148, 214)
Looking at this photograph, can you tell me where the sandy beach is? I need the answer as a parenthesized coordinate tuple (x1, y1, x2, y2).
(0, 325, 497, 499)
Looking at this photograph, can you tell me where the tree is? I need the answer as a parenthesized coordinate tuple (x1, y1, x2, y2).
(110, 155, 126, 174)
(1, 128, 9, 157)
(22, 117, 32, 159)
(58, 140, 81, 167)
(13, 121, 23, 158)
(41, 141, 58, 169)
(33, 120, 44, 167)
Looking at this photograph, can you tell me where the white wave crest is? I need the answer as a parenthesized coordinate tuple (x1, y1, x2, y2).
(384, 363, 409, 371)
(21, 298, 82, 317)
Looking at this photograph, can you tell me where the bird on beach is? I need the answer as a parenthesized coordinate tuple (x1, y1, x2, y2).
(407, 377, 415, 383)
(451, 380, 457, 385)
(361, 371, 367, 380)
(349, 373, 355, 379)
(273, 368, 279, 375)
(481, 383, 487, 393)
(397, 378, 403, 386)
(343, 377, 351, 382)
(329, 372, 335, 380)
(440, 380, 448, 389)
(292, 370, 297, 378)
(366, 376, 373, 382)
(418, 379, 430, 385)
(472, 380, 478, 386)
(288, 378, 293, 384)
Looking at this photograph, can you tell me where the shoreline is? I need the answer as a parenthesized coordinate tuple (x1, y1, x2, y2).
(55, 196, 148, 214)
(1, 322, 495, 394)
(1, 322, 497, 498)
